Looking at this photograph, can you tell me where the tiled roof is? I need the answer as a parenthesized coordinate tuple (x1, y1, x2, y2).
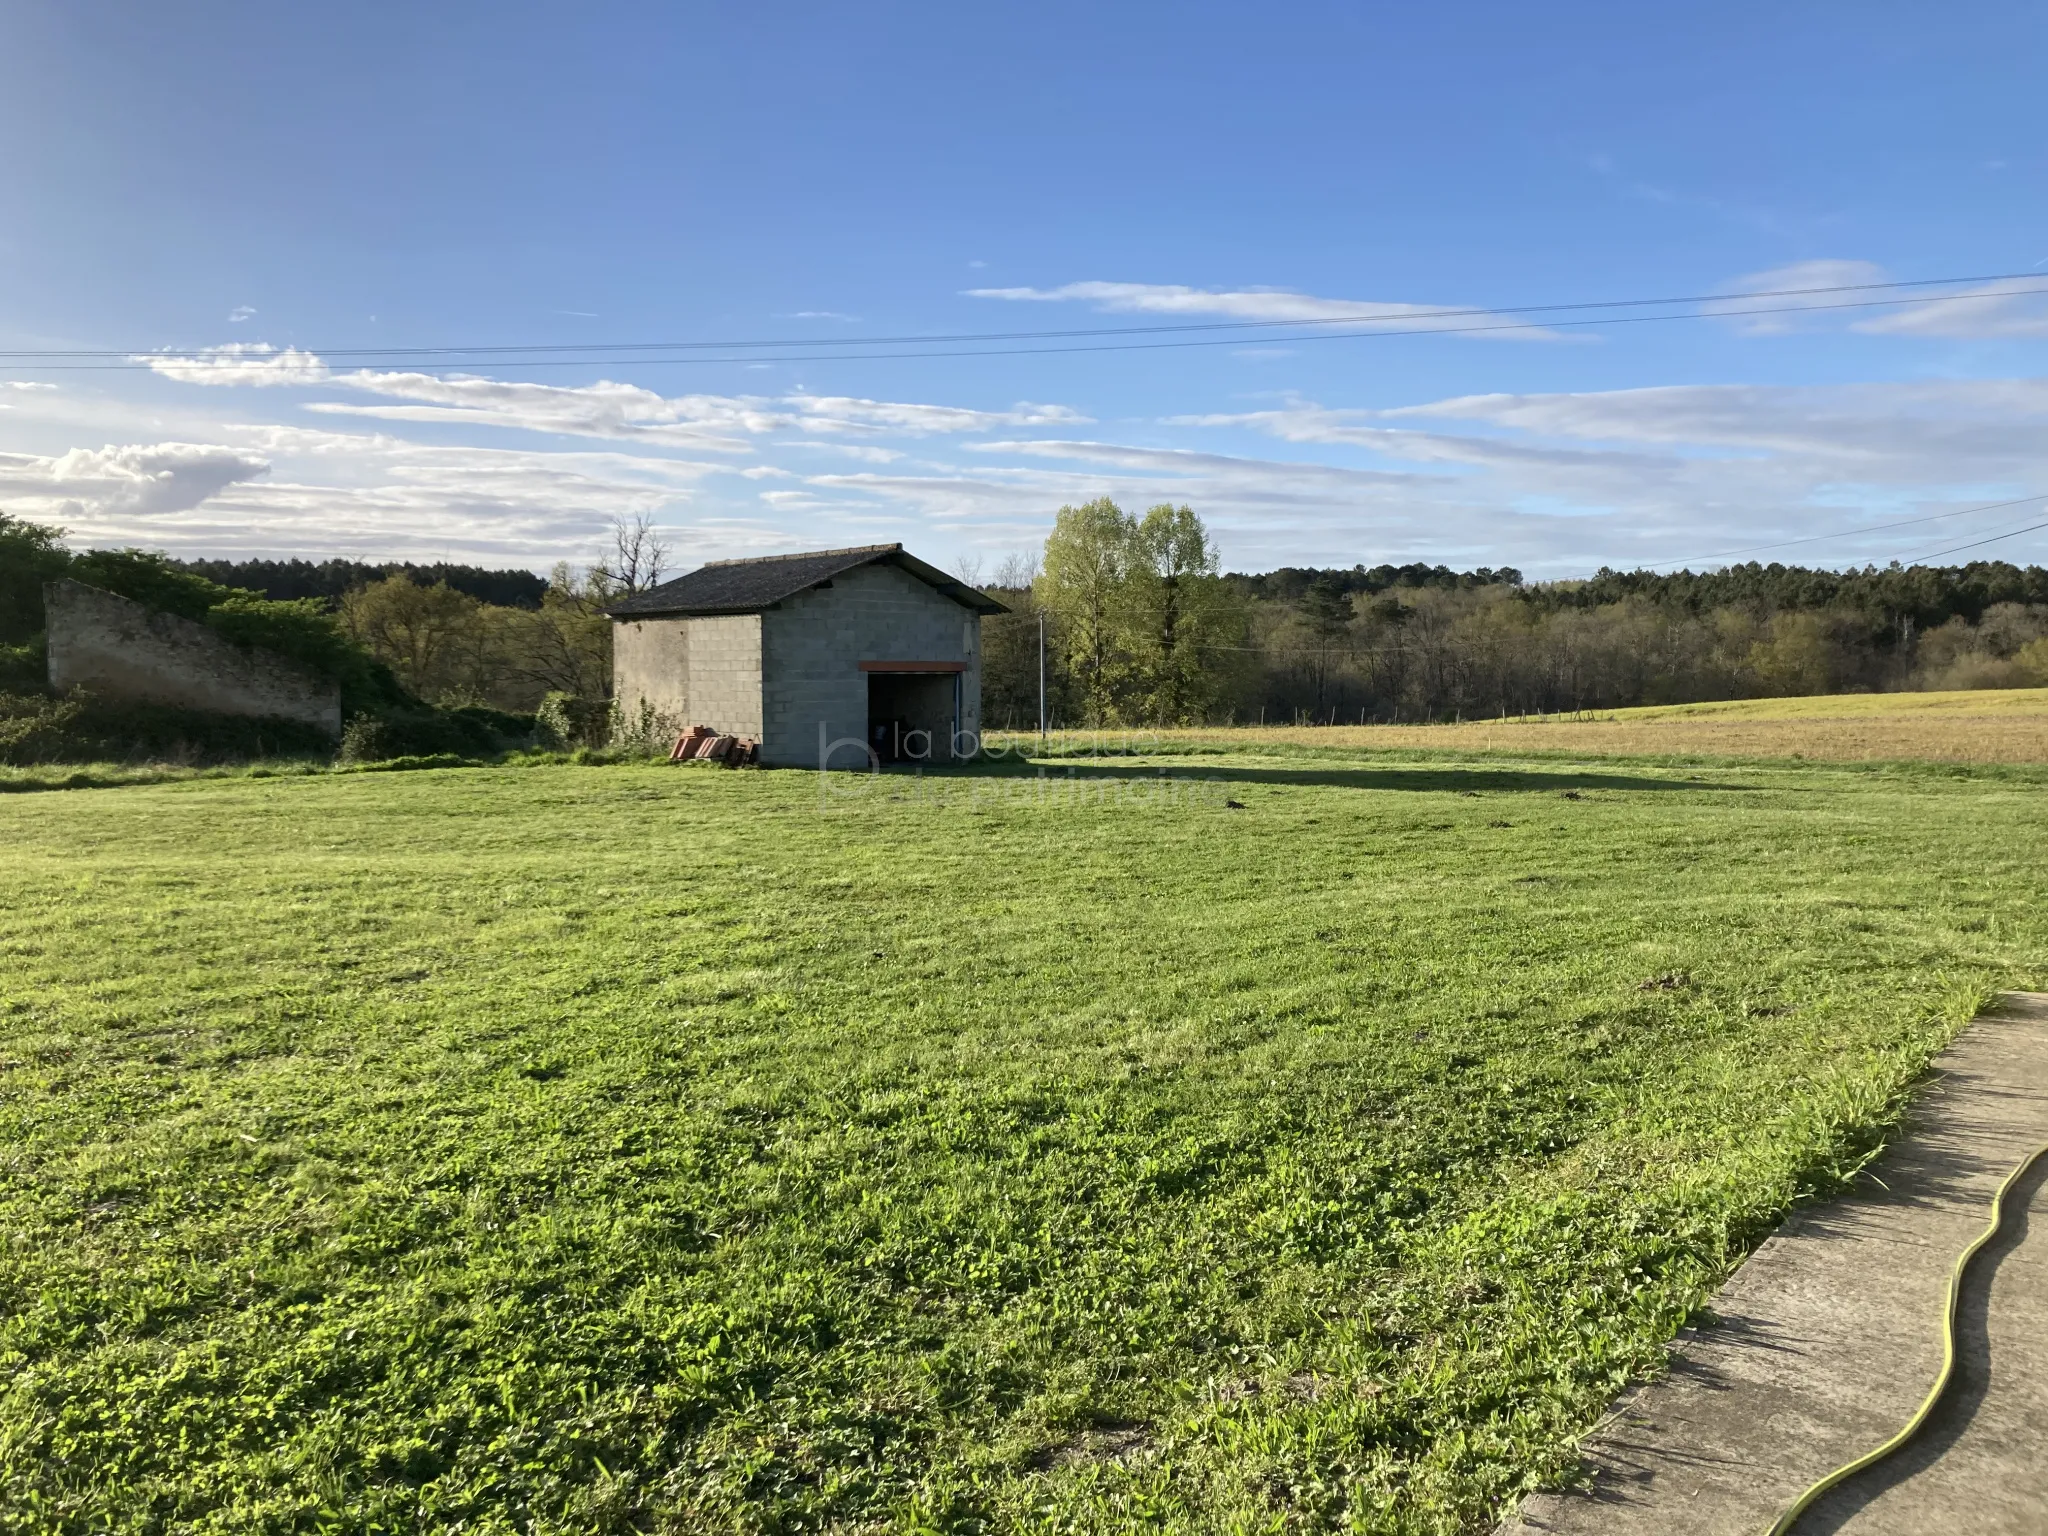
(606, 543, 1008, 617)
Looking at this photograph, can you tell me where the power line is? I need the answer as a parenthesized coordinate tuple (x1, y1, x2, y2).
(1653, 492, 2048, 570)
(5, 268, 2037, 355)
(2, 272, 2045, 372)
(1895, 515, 2048, 565)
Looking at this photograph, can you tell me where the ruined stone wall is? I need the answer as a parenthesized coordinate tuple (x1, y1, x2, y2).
(44, 579, 342, 735)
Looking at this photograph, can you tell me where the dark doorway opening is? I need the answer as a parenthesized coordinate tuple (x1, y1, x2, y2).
(867, 672, 957, 763)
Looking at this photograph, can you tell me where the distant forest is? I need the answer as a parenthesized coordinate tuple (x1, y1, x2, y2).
(168, 557, 550, 611)
(977, 500, 2048, 729)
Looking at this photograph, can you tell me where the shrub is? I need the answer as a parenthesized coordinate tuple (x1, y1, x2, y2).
(0, 638, 44, 693)
(535, 692, 609, 751)
(0, 692, 334, 766)
(339, 707, 532, 765)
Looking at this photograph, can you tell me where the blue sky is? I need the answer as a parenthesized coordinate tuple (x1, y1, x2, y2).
(3, 1, 2047, 578)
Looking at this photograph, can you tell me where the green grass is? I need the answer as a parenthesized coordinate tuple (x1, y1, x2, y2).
(0, 749, 2043, 1534)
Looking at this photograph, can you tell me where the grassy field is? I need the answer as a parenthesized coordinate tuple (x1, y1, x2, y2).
(2, 745, 2045, 1534)
(1020, 685, 2048, 766)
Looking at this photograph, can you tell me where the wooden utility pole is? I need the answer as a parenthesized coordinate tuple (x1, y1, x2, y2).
(1037, 610, 1047, 746)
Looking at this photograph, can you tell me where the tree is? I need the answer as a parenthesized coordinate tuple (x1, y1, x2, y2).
(0, 512, 70, 647)
(339, 576, 489, 702)
(1297, 577, 1354, 718)
(979, 552, 1058, 731)
(1128, 503, 1243, 723)
(1036, 498, 1138, 724)
(590, 513, 670, 597)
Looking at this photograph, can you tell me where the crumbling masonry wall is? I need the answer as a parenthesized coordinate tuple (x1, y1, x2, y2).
(44, 579, 342, 735)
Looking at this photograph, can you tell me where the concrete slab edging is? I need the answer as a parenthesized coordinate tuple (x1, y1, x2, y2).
(1500, 991, 2048, 1536)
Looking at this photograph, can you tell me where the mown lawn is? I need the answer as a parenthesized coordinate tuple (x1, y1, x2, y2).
(0, 750, 2043, 1534)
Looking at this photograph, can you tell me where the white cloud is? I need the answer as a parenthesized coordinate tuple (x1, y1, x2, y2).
(304, 371, 774, 450)
(1161, 378, 2048, 569)
(966, 280, 1558, 339)
(784, 395, 1086, 435)
(1705, 260, 2048, 339)
(228, 306, 256, 323)
(0, 441, 271, 522)
(786, 440, 904, 463)
(1702, 260, 1892, 335)
(4, 382, 57, 392)
(142, 343, 328, 387)
(305, 378, 1086, 444)
(139, 348, 1091, 448)
(1855, 282, 2048, 339)
(27, 334, 2048, 576)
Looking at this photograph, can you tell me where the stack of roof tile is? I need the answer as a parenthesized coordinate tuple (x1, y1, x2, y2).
(668, 727, 759, 767)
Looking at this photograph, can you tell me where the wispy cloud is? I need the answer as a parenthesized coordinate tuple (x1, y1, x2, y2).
(15, 424, 733, 563)
(1702, 260, 1892, 335)
(40, 341, 2048, 575)
(141, 343, 327, 386)
(966, 280, 1560, 339)
(140, 347, 1090, 447)
(1855, 281, 2048, 339)
(1707, 259, 2048, 339)
(228, 306, 257, 324)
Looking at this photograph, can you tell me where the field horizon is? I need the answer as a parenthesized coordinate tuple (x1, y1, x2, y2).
(979, 685, 2048, 769)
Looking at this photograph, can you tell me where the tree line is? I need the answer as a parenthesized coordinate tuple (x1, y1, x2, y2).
(9, 499, 2048, 742)
(978, 501, 2048, 727)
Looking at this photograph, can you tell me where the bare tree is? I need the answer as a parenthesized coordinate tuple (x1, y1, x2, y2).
(993, 551, 1040, 590)
(592, 513, 671, 596)
(953, 553, 986, 589)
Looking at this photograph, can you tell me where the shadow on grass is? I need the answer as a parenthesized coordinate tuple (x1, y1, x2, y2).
(881, 758, 1734, 795)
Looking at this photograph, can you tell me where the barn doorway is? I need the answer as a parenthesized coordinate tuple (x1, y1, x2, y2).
(865, 668, 961, 763)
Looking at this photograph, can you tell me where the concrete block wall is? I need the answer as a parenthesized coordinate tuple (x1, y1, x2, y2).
(760, 562, 981, 768)
(44, 579, 342, 735)
(686, 614, 764, 738)
(613, 616, 691, 724)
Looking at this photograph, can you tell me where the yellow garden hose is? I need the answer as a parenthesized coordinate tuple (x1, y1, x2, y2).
(1764, 1137, 2048, 1535)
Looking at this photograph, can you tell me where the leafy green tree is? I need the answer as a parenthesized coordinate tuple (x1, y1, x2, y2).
(1128, 503, 1244, 723)
(340, 575, 491, 702)
(0, 512, 70, 647)
(1036, 498, 1138, 724)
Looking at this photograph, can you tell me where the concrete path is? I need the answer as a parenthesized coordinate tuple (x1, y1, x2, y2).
(1503, 992, 2048, 1536)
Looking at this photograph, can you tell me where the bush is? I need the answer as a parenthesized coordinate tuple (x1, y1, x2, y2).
(535, 692, 610, 751)
(338, 707, 532, 765)
(0, 638, 44, 693)
(0, 692, 335, 766)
